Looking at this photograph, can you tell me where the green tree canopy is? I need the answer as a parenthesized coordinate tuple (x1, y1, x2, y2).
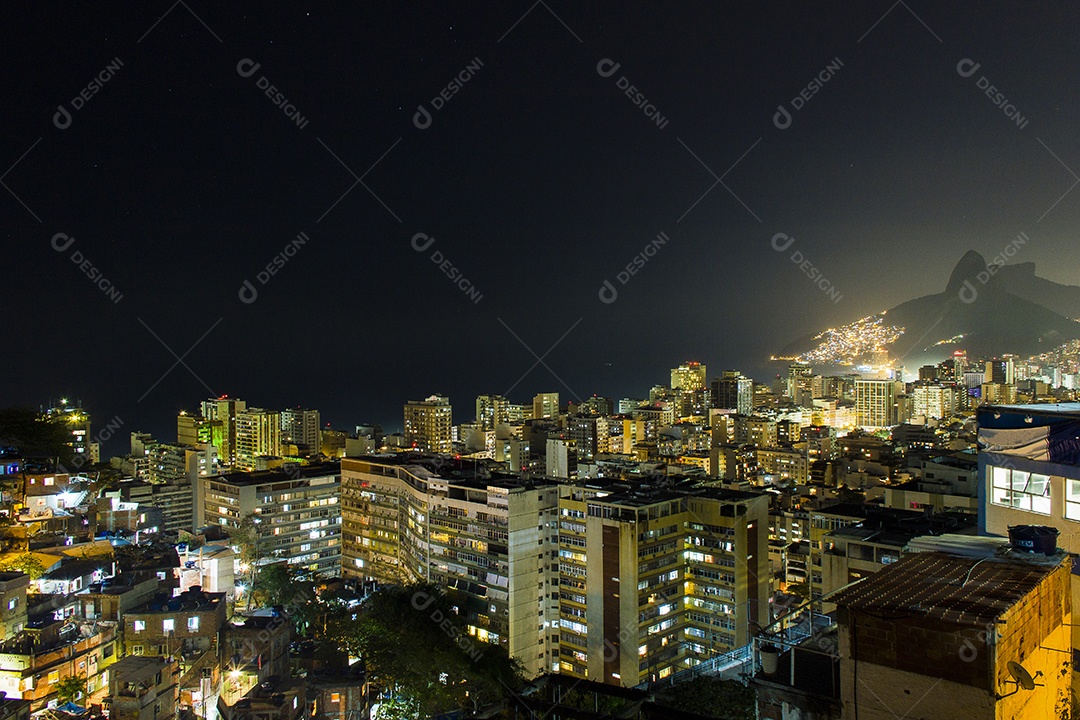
(0, 552, 46, 580)
(55, 674, 87, 704)
(317, 582, 524, 716)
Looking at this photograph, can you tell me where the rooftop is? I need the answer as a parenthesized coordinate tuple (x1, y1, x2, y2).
(830, 549, 1068, 626)
(42, 558, 110, 581)
(828, 510, 977, 548)
(131, 587, 225, 614)
(985, 402, 1080, 416)
(111, 654, 172, 683)
(215, 461, 341, 486)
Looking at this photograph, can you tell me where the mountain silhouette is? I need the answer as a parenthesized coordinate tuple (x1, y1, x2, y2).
(782, 251, 1080, 366)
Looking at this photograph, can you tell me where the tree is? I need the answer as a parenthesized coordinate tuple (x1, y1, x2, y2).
(316, 583, 524, 716)
(786, 581, 811, 602)
(55, 674, 87, 704)
(0, 552, 45, 580)
(0, 407, 76, 465)
(252, 563, 318, 633)
(654, 676, 757, 720)
(230, 513, 262, 609)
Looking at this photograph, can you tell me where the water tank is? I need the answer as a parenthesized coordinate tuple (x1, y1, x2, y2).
(1008, 525, 1059, 555)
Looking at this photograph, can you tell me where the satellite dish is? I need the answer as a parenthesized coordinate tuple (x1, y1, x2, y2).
(1008, 661, 1036, 691)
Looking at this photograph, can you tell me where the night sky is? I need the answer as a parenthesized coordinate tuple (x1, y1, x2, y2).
(3, 2, 1080, 451)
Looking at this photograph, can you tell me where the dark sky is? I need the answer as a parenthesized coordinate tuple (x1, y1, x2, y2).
(3, 2, 1080, 451)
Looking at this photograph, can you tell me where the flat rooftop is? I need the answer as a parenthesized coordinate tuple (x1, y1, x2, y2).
(215, 461, 341, 486)
(830, 550, 1067, 626)
(986, 403, 1080, 416)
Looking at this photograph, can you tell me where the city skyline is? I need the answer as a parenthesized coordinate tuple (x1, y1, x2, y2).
(5, 3, 1080, 453)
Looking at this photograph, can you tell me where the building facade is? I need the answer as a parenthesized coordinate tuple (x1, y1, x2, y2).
(198, 463, 342, 576)
(556, 482, 769, 686)
(403, 396, 452, 453)
(340, 456, 559, 678)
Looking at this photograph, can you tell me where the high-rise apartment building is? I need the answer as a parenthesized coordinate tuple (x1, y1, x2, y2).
(177, 412, 225, 451)
(475, 394, 510, 431)
(341, 457, 769, 686)
(855, 379, 901, 429)
(341, 457, 559, 678)
(556, 481, 769, 686)
(198, 462, 341, 576)
(532, 393, 560, 420)
(711, 371, 753, 415)
(200, 396, 247, 467)
(281, 408, 320, 453)
(671, 362, 707, 391)
(403, 395, 452, 453)
(786, 364, 813, 400)
(911, 383, 958, 420)
(234, 408, 281, 471)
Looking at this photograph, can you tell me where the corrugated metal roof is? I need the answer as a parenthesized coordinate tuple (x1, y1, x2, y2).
(830, 550, 1066, 626)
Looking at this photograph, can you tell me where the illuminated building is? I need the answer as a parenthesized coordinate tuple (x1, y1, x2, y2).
(985, 357, 1016, 385)
(811, 375, 843, 399)
(607, 417, 646, 455)
(577, 395, 614, 416)
(532, 392, 560, 420)
(340, 456, 559, 678)
(107, 656, 179, 720)
(911, 383, 958, 420)
(978, 402, 1080, 700)
(177, 412, 225, 454)
(546, 437, 575, 478)
(220, 612, 291, 706)
(787, 364, 814, 400)
(556, 481, 769, 686)
(342, 457, 769, 686)
(981, 382, 1018, 405)
(234, 408, 281, 471)
(712, 370, 753, 415)
(280, 408, 320, 455)
(671, 362, 707, 391)
(755, 447, 808, 482)
(734, 415, 778, 447)
(403, 395, 452, 453)
(854, 379, 901, 430)
(200, 396, 247, 467)
(197, 463, 341, 576)
(475, 394, 510, 431)
(564, 415, 609, 459)
(0, 608, 118, 710)
(123, 588, 227, 668)
(831, 541, 1072, 720)
(0, 573, 28, 642)
(630, 403, 674, 442)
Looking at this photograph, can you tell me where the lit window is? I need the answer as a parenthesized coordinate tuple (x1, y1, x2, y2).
(188, 617, 199, 631)
(134, 620, 145, 633)
(163, 619, 175, 632)
(990, 466, 1051, 515)
(6, 599, 15, 611)
(330, 694, 340, 704)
